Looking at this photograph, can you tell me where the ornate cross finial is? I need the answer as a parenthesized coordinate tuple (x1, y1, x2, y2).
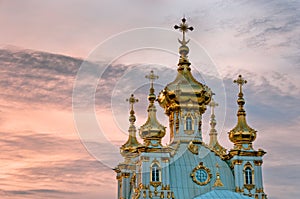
(174, 17, 194, 45)
(126, 94, 138, 112)
(121, 94, 141, 156)
(145, 70, 159, 89)
(233, 74, 247, 94)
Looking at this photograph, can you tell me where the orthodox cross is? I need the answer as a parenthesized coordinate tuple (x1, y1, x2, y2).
(145, 70, 159, 90)
(233, 75, 247, 94)
(126, 94, 138, 112)
(174, 17, 194, 45)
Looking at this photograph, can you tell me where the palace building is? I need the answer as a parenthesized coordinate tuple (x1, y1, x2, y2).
(114, 18, 267, 199)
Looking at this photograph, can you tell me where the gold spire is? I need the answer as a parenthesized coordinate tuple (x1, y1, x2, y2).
(140, 70, 166, 148)
(208, 96, 226, 156)
(174, 17, 194, 67)
(229, 75, 256, 150)
(209, 95, 218, 145)
(213, 163, 224, 187)
(145, 70, 158, 103)
(120, 94, 141, 157)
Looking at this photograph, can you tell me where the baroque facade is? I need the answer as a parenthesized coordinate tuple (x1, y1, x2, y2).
(114, 18, 267, 199)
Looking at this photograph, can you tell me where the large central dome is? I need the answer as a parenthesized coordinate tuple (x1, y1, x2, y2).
(157, 65, 212, 115)
(157, 17, 212, 115)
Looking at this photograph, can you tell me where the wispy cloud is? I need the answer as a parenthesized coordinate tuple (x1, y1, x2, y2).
(0, 130, 115, 199)
(0, 49, 80, 110)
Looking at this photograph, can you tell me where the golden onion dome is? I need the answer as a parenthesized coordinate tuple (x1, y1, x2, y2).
(158, 65, 212, 115)
(120, 94, 142, 159)
(139, 71, 166, 148)
(157, 18, 212, 115)
(228, 75, 256, 150)
(139, 103, 166, 147)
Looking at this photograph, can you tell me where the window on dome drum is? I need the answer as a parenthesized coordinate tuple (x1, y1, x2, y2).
(245, 167, 253, 184)
(186, 116, 192, 130)
(151, 163, 160, 182)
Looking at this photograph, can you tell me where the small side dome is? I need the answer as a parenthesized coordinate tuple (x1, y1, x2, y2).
(139, 102, 166, 146)
(139, 71, 166, 148)
(228, 75, 257, 150)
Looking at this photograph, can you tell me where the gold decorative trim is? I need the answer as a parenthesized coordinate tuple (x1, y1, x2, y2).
(167, 192, 171, 198)
(254, 160, 263, 166)
(117, 164, 136, 171)
(113, 167, 121, 174)
(256, 188, 264, 193)
(184, 130, 194, 135)
(229, 149, 266, 157)
(149, 190, 153, 198)
(133, 187, 140, 199)
(138, 146, 174, 154)
(121, 173, 130, 178)
(180, 139, 202, 144)
(235, 187, 244, 193)
(188, 141, 199, 155)
(139, 184, 149, 190)
(160, 191, 164, 198)
(232, 159, 243, 165)
(141, 156, 150, 162)
(161, 157, 170, 163)
(175, 112, 179, 133)
(116, 175, 122, 181)
(169, 141, 180, 157)
(150, 181, 161, 187)
(244, 184, 255, 190)
(161, 184, 170, 190)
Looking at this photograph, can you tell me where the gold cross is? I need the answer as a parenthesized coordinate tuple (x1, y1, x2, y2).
(233, 75, 247, 94)
(145, 70, 159, 89)
(174, 17, 194, 45)
(126, 94, 138, 111)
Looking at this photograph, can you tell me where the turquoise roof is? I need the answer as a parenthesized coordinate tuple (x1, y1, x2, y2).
(169, 144, 235, 198)
(193, 189, 253, 199)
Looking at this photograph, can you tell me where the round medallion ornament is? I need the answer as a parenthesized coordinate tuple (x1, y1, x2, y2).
(191, 162, 212, 186)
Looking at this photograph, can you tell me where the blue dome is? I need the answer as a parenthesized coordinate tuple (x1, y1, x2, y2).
(193, 189, 254, 199)
(168, 144, 235, 198)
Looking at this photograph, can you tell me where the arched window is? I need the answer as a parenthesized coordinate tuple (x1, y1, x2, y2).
(151, 163, 160, 182)
(186, 116, 192, 130)
(245, 167, 252, 184)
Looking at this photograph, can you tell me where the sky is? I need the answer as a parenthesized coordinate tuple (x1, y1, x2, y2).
(0, 0, 300, 198)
